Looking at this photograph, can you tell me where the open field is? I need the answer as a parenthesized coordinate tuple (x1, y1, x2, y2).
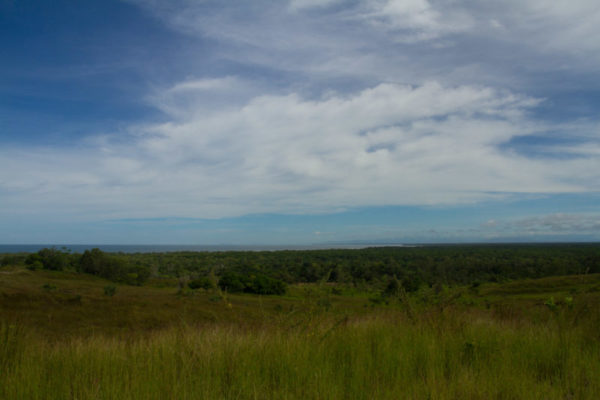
(2, 261, 600, 399)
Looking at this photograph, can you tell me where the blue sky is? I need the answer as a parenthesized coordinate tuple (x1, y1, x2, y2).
(1, 0, 599, 244)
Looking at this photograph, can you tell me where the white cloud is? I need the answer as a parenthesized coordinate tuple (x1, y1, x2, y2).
(480, 213, 600, 238)
(1, 81, 598, 221)
(148, 76, 260, 118)
(506, 0, 600, 57)
(289, 0, 342, 11)
(362, 0, 473, 41)
(126, 0, 600, 97)
(168, 77, 238, 93)
(515, 213, 600, 233)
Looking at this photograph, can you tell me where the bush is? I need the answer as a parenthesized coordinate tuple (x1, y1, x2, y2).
(79, 249, 150, 285)
(218, 272, 286, 295)
(1, 254, 26, 267)
(26, 261, 43, 271)
(401, 275, 422, 293)
(42, 283, 57, 291)
(246, 274, 287, 295)
(218, 272, 246, 293)
(28, 248, 72, 271)
(384, 276, 402, 298)
(188, 278, 213, 290)
(126, 265, 151, 286)
(103, 285, 117, 297)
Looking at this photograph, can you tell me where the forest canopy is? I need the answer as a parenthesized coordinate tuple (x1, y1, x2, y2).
(3, 244, 599, 295)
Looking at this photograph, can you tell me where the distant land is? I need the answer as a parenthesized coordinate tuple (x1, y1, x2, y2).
(2, 242, 598, 254)
(0, 243, 412, 254)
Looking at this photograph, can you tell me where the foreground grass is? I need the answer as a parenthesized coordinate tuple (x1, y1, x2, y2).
(2, 268, 600, 399)
(3, 305, 600, 399)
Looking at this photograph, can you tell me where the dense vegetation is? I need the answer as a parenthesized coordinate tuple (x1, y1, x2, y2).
(18, 247, 150, 286)
(4, 243, 599, 295)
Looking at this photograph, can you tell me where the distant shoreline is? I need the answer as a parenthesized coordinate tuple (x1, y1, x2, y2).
(2, 242, 598, 254)
(0, 243, 414, 254)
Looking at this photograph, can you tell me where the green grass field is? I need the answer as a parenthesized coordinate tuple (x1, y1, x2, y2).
(2, 266, 600, 399)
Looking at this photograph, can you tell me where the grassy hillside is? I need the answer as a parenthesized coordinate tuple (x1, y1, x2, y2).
(1, 265, 600, 399)
(0, 266, 371, 338)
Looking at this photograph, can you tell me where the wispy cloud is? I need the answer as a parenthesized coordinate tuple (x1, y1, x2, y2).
(360, 0, 474, 42)
(1, 80, 598, 223)
(129, 0, 600, 86)
(479, 213, 600, 240)
(288, 0, 343, 12)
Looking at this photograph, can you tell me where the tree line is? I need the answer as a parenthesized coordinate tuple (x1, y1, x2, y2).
(2, 244, 599, 295)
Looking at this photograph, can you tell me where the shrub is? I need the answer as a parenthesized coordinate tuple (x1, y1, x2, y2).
(26, 261, 43, 271)
(42, 283, 57, 291)
(401, 275, 422, 293)
(1, 254, 26, 267)
(218, 272, 286, 295)
(103, 285, 117, 297)
(28, 248, 72, 271)
(218, 272, 246, 293)
(79, 249, 150, 285)
(188, 277, 213, 290)
(246, 274, 286, 295)
(384, 276, 402, 298)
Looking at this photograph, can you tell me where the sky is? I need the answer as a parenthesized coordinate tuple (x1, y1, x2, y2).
(1, 0, 599, 245)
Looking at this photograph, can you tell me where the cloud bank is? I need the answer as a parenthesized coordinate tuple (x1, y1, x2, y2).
(1, 80, 598, 222)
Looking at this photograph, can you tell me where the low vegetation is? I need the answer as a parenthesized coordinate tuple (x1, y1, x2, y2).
(1, 244, 599, 398)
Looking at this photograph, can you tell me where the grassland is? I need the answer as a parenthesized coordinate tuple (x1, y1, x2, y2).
(2, 265, 600, 399)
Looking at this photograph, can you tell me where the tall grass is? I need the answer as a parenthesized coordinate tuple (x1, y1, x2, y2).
(2, 307, 599, 400)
